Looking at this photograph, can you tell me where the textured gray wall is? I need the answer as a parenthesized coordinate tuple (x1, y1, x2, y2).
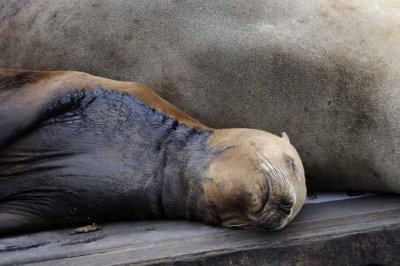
(1, 0, 399, 192)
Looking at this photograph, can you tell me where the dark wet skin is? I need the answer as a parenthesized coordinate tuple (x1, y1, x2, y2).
(0, 89, 213, 235)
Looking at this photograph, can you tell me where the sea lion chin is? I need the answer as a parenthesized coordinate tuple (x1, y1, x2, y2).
(0, 69, 306, 235)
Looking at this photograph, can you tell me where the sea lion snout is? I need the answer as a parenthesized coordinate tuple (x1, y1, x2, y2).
(202, 128, 306, 230)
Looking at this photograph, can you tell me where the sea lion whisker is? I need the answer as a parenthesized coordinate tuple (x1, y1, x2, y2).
(260, 160, 283, 184)
(252, 145, 287, 185)
(252, 144, 272, 167)
(264, 158, 284, 181)
(264, 157, 292, 189)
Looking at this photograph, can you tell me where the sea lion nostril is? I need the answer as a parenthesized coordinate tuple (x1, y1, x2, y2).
(278, 202, 293, 214)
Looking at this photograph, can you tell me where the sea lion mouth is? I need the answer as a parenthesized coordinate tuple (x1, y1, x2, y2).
(252, 168, 270, 215)
(250, 165, 295, 230)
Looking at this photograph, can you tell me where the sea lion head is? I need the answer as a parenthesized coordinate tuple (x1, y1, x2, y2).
(202, 128, 306, 230)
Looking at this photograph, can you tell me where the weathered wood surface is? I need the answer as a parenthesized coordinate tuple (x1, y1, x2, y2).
(1, 195, 399, 265)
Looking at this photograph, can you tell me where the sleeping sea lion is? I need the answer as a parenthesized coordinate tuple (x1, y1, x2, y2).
(2, 0, 400, 194)
(0, 69, 306, 236)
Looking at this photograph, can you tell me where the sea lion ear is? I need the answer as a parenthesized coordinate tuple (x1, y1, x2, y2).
(281, 131, 290, 143)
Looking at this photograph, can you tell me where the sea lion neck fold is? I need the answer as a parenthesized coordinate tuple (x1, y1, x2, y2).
(160, 123, 213, 220)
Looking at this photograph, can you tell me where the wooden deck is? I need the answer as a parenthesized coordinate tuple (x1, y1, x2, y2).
(1, 194, 399, 265)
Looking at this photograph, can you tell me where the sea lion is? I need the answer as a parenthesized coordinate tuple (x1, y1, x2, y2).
(2, 0, 399, 193)
(0, 69, 306, 236)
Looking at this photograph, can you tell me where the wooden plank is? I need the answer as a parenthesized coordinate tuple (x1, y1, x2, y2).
(0, 194, 399, 265)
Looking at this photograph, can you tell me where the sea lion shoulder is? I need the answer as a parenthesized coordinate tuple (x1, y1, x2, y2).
(0, 69, 207, 127)
(0, 69, 207, 149)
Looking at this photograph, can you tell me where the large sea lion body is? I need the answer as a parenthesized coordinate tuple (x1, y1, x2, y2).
(1, 0, 399, 193)
(0, 70, 306, 235)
